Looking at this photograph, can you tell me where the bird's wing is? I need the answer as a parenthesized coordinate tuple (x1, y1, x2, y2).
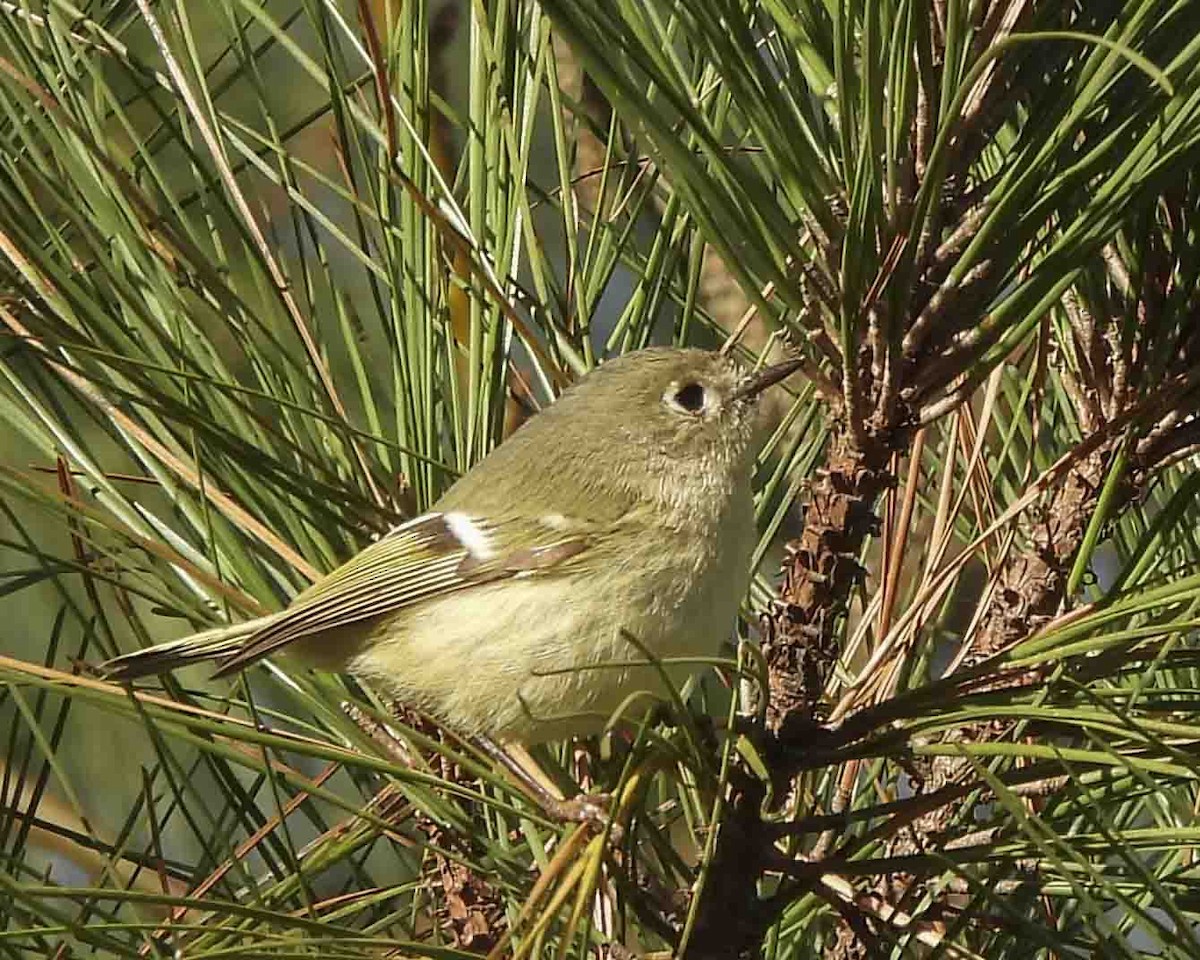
(211, 511, 592, 676)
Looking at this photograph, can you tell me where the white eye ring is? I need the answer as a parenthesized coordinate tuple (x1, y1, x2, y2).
(665, 381, 708, 415)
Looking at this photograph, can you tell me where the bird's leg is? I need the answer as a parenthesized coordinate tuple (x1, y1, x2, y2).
(343, 701, 421, 768)
(475, 736, 615, 832)
(343, 702, 614, 831)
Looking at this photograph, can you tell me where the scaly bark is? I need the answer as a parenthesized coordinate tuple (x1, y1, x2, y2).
(686, 430, 897, 959)
(826, 447, 1123, 956)
(765, 440, 894, 739)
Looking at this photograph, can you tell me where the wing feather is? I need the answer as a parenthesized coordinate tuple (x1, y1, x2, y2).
(212, 511, 590, 676)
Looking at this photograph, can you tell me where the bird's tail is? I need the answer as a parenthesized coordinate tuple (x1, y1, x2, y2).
(97, 615, 279, 681)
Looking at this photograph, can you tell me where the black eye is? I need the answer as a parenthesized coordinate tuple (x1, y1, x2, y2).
(672, 382, 707, 413)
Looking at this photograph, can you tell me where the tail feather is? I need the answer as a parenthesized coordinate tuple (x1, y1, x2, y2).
(98, 615, 279, 681)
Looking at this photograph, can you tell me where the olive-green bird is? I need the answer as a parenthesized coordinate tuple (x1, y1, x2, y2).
(100, 347, 801, 745)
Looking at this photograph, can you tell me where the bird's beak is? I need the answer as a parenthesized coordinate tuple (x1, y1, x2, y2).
(732, 356, 805, 401)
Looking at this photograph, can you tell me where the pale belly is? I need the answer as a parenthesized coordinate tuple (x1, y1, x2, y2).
(299, 523, 753, 743)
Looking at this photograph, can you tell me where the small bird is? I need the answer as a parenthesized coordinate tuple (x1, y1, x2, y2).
(100, 347, 801, 748)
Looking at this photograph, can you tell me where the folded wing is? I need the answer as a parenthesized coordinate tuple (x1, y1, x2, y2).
(210, 511, 591, 676)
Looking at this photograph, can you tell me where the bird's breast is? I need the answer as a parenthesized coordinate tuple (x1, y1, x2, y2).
(341, 487, 756, 743)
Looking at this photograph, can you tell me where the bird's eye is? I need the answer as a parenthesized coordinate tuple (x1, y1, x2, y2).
(671, 382, 708, 414)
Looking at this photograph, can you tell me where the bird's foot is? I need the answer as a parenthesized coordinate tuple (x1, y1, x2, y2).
(543, 791, 622, 841)
(543, 791, 611, 826)
(473, 737, 622, 840)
